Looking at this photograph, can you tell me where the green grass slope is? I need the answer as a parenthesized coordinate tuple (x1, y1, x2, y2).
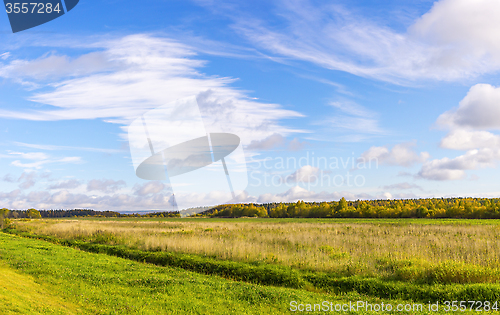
(0, 262, 81, 314)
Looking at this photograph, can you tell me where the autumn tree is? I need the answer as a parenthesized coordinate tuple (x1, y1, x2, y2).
(26, 208, 41, 219)
(0, 208, 9, 229)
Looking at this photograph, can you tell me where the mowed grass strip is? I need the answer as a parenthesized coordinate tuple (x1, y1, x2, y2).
(1, 232, 433, 315)
(0, 262, 81, 314)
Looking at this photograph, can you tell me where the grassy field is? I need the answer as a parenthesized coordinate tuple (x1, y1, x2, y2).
(2, 217, 500, 313)
(12, 217, 500, 283)
(0, 231, 453, 314)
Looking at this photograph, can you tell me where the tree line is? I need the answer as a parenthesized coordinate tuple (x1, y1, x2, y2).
(202, 197, 500, 219)
(0, 208, 180, 221)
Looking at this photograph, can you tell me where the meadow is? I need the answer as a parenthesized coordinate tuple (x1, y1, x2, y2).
(11, 218, 500, 283)
(3, 217, 500, 313)
(1, 232, 397, 314)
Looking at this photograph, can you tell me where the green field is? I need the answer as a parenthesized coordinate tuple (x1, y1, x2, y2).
(2, 218, 500, 314)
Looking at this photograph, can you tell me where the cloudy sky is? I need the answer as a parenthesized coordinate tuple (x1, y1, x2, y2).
(1, 0, 500, 211)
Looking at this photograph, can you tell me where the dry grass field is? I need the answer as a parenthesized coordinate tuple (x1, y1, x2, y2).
(12, 218, 500, 283)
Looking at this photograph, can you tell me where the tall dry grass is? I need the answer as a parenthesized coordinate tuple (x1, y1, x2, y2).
(13, 219, 500, 281)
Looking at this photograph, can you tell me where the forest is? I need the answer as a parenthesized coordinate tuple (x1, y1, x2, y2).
(1, 208, 181, 219)
(203, 197, 500, 219)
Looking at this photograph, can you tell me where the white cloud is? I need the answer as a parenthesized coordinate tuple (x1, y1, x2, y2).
(10, 155, 82, 170)
(87, 179, 126, 193)
(440, 129, 500, 150)
(437, 84, 500, 130)
(221, 0, 500, 83)
(2, 174, 15, 183)
(0, 188, 178, 211)
(0, 52, 113, 80)
(18, 172, 37, 189)
(417, 148, 500, 180)
(0, 189, 21, 200)
(285, 165, 320, 183)
(256, 186, 365, 203)
(26, 191, 51, 203)
(246, 133, 285, 150)
(288, 138, 307, 151)
(0, 35, 303, 147)
(14, 141, 122, 154)
(410, 0, 500, 61)
(422, 84, 500, 181)
(2, 150, 82, 170)
(133, 181, 167, 196)
(323, 101, 385, 142)
(359, 142, 429, 167)
(253, 186, 411, 204)
(8, 151, 49, 160)
(48, 179, 82, 190)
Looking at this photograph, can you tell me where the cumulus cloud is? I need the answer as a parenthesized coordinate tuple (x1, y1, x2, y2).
(440, 129, 500, 150)
(420, 84, 500, 181)
(0, 188, 178, 211)
(3, 174, 15, 183)
(0, 183, 422, 210)
(87, 179, 126, 193)
(0, 189, 21, 200)
(417, 148, 500, 180)
(285, 165, 320, 183)
(254, 186, 415, 204)
(133, 181, 167, 196)
(26, 191, 51, 203)
(48, 179, 82, 190)
(246, 133, 285, 150)
(256, 186, 367, 203)
(246, 133, 309, 151)
(18, 172, 36, 189)
(437, 84, 500, 130)
(288, 138, 307, 151)
(359, 142, 429, 167)
(410, 0, 500, 63)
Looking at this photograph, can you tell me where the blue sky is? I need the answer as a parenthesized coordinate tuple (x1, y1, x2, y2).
(1, 0, 500, 211)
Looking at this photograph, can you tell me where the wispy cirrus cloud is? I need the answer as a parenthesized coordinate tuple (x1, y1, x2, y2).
(2, 150, 82, 170)
(0, 34, 304, 147)
(13, 141, 123, 154)
(199, 0, 500, 84)
(322, 101, 386, 142)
